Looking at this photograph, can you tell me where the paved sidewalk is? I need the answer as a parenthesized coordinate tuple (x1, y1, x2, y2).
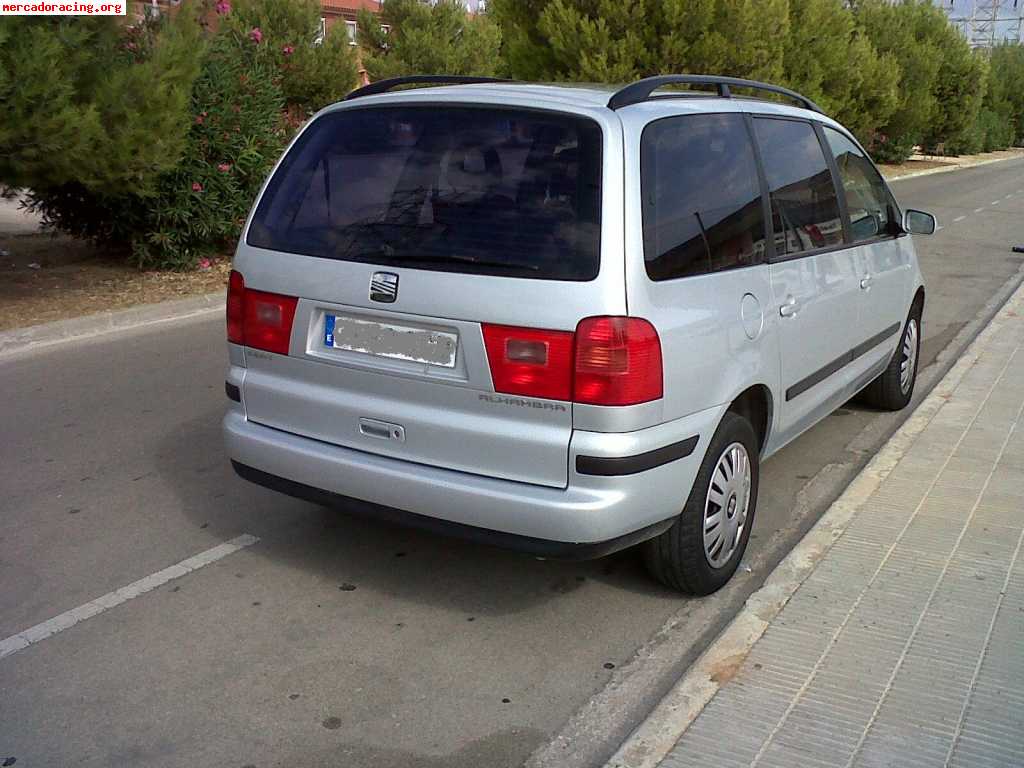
(659, 288, 1024, 768)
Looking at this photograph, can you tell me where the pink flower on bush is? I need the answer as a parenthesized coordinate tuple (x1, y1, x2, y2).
(191, 182, 203, 193)
(249, 27, 263, 44)
(194, 115, 204, 125)
(217, 163, 231, 173)
(282, 44, 295, 56)
(198, 258, 212, 270)
(214, 0, 230, 13)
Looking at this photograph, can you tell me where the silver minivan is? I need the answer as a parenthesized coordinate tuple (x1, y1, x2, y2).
(223, 75, 934, 594)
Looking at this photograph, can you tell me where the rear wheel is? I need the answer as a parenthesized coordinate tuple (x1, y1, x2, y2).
(643, 412, 759, 595)
(859, 304, 921, 411)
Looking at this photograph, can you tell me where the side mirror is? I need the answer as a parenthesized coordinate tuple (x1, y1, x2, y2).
(903, 209, 936, 235)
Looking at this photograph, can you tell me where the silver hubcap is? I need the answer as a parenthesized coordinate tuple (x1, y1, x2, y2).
(900, 318, 918, 394)
(703, 442, 752, 569)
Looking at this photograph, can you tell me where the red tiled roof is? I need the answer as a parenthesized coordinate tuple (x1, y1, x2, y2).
(321, 0, 380, 12)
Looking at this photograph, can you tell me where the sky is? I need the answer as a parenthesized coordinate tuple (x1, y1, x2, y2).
(935, 0, 1023, 44)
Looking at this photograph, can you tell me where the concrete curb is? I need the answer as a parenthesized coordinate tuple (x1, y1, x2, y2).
(0, 291, 224, 360)
(604, 277, 1024, 768)
(883, 152, 1024, 183)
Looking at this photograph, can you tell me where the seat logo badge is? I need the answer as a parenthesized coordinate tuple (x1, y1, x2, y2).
(370, 272, 399, 303)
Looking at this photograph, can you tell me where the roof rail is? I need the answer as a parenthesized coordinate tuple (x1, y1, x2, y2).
(607, 75, 824, 113)
(345, 75, 513, 100)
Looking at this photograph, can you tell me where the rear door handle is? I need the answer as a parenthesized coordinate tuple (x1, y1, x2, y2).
(779, 296, 800, 318)
(860, 275, 873, 290)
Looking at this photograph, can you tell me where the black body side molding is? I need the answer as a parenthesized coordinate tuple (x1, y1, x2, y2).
(786, 322, 901, 402)
(576, 435, 700, 477)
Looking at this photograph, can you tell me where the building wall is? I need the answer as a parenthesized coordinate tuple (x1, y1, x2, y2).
(321, 0, 381, 41)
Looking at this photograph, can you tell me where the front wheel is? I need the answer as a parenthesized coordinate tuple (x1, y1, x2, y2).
(859, 305, 921, 411)
(642, 412, 760, 595)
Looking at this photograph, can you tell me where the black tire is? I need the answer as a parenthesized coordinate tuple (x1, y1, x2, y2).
(642, 411, 760, 596)
(858, 303, 922, 411)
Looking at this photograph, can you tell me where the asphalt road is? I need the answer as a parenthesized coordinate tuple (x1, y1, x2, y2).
(1, 158, 1022, 768)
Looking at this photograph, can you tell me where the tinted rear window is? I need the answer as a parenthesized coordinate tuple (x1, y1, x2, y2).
(247, 107, 603, 281)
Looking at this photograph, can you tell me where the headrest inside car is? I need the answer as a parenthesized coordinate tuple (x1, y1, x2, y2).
(460, 149, 487, 174)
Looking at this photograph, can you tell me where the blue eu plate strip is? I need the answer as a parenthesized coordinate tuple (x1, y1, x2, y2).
(324, 314, 336, 347)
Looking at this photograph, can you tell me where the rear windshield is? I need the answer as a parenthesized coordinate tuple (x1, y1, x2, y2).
(247, 106, 603, 281)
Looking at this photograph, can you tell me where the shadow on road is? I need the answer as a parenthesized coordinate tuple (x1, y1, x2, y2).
(154, 411, 682, 619)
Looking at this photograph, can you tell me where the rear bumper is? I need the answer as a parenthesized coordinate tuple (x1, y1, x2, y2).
(223, 404, 722, 550)
(231, 461, 672, 560)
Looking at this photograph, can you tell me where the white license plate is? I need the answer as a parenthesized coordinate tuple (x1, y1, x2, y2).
(323, 314, 458, 368)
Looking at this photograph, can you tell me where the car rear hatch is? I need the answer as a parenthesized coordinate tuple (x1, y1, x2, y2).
(232, 100, 628, 489)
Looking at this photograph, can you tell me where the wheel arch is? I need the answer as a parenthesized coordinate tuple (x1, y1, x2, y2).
(726, 384, 773, 456)
(912, 285, 926, 315)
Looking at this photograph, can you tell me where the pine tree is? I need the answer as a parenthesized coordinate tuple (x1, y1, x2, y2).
(0, 11, 202, 196)
(782, 0, 898, 143)
(357, 0, 503, 81)
(491, 0, 789, 83)
(987, 43, 1024, 146)
(853, 0, 945, 158)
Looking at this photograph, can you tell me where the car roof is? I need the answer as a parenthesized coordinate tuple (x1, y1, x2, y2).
(329, 82, 831, 122)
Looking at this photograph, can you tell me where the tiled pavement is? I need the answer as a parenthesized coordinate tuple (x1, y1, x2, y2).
(661, 289, 1024, 768)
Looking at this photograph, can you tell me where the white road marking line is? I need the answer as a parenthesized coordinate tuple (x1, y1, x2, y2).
(953, 215, 966, 223)
(991, 201, 1001, 205)
(0, 534, 258, 661)
(975, 207, 985, 213)
(936, 225, 944, 231)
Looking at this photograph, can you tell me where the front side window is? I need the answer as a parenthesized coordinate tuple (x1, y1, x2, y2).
(753, 118, 844, 257)
(641, 113, 767, 281)
(248, 107, 603, 281)
(823, 126, 898, 242)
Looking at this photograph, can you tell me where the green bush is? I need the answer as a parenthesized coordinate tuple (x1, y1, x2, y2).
(853, 1, 944, 159)
(942, 117, 983, 156)
(0, 13, 202, 198)
(986, 42, 1024, 146)
(869, 134, 918, 165)
(920, 45, 986, 154)
(489, 0, 897, 145)
(979, 108, 1014, 152)
(489, 0, 1012, 156)
(5, 0, 358, 270)
(226, 0, 358, 114)
(488, 0, 790, 84)
(357, 0, 503, 81)
(782, 0, 898, 143)
(130, 30, 286, 269)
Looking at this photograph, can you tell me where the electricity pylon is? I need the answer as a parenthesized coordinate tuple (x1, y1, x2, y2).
(940, 0, 1024, 47)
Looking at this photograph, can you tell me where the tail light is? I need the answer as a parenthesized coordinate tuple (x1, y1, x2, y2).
(226, 269, 298, 355)
(227, 270, 245, 344)
(574, 317, 662, 405)
(482, 324, 574, 401)
(482, 317, 662, 406)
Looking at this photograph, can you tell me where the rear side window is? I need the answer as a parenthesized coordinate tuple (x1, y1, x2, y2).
(753, 118, 844, 257)
(823, 126, 899, 242)
(641, 113, 767, 281)
(247, 107, 603, 281)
